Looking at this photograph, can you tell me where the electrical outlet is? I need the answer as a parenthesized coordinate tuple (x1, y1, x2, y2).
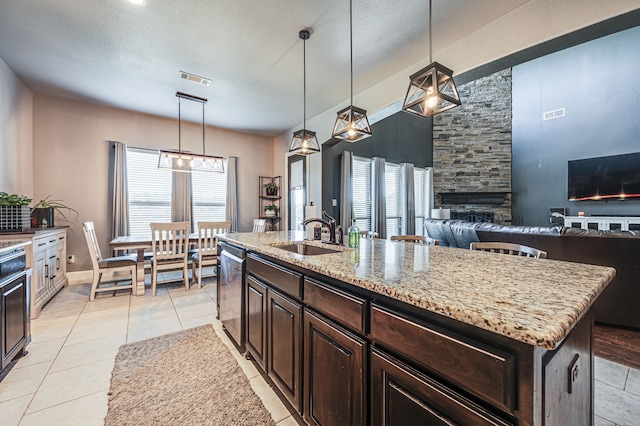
(67, 254, 75, 264)
(332, 199, 337, 206)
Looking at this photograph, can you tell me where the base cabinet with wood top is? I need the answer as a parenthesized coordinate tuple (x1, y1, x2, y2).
(243, 251, 596, 426)
(0, 228, 67, 319)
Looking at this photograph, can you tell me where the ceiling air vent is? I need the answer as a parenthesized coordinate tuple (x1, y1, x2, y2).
(179, 70, 211, 86)
(543, 108, 565, 121)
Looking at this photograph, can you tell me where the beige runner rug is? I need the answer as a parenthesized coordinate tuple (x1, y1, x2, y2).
(105, 325, 275, 426)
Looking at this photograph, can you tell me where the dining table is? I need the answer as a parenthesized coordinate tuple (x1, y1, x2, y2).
(109, 233, 200, 296)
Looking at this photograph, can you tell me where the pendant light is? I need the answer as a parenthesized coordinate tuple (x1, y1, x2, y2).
(289, 30, 320, 155)
(402, 0, 461, 117)
(331, 0, 371, 142)
(158, 92, 224, 173)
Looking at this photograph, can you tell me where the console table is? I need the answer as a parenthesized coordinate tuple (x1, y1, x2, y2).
(564, 216, 640, 231)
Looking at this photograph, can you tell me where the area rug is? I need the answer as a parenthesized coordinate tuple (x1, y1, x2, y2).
(105, 325, 276, 426)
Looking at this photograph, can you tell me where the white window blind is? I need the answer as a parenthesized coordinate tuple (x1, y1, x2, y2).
(352, 156, 372, 231)
(385, 162, 401, 237)
(126, 148, 172, 237)
(192, 161, 228, 232)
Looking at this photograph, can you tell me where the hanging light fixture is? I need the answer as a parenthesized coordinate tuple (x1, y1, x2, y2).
(289, 29, 320, 155)
(402, 0, 461, 117)
(158, 92, 224, 173)
(332, 0, 371, 142)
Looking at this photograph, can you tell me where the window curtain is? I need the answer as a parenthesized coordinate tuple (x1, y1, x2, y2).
(171, 168, 193, 231)
(226, 156, 239, 232)
(401, 163, 416, 235)
(111, 141, 129, 242)
(372, 157, 387, 239)
(340, 151, 353, 232)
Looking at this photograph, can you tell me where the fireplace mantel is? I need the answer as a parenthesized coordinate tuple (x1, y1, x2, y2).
(439, 192, 509, 205)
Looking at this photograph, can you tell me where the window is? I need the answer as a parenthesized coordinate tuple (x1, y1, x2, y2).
(352, 156, 372, 231)
(192, 161, 228, 232)
(289, 156, 306, 231)
(385, 162, 401, 236)
(126, 147, 228, 236)
(127, 148, 172, 237)
(351, 156, 432, 237)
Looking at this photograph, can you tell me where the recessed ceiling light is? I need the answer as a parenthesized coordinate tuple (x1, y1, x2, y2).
(127, 0, 146, 5)
(179, 71, 212, 87)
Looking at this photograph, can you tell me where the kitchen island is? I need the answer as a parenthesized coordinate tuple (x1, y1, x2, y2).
(218, 231, 615, 425)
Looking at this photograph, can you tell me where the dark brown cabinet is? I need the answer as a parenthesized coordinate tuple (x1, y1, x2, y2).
(303, 309, 367, 426)
(246, 275, 267, 370)
(267, 288, 302, 413)
(371, 348, 511, 426)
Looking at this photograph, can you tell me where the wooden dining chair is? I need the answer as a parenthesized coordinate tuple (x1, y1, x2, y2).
(150, 221, 190, 296)
(253, 219, 267, 232)
(191, 221, 231, 288)
(83, 221, 136, 301)
(359, 230, 379, 239)
(390, 235, 439, 245)
(470, 242, 547, 259)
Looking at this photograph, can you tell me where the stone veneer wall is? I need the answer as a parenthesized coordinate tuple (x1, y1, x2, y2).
(432, 68, 512, 224)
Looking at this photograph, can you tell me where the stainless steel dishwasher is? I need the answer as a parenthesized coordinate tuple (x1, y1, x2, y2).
(217, 241, 246, 350)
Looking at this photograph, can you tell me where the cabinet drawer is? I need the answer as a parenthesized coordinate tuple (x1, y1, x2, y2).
(370, 304, 515, 412)
(247, 254, 302, 299)
(303, 278, 366, 335)
(371, 348, 512, 426)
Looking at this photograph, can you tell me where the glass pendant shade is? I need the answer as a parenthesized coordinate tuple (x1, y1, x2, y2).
(403, 61, 461, 117)
(158, 91, 224, 173)
(332, 105, 371, 142)
(289, 129, 320, 155)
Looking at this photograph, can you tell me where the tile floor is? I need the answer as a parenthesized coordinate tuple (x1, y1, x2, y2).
(0, 272, 299, 426)
(1, 273, 639, 425)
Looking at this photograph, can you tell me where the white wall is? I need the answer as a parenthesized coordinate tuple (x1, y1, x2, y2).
(273, 0, 640, 212)
(0, 56, 33, 196)
(32, 95, 274, 271)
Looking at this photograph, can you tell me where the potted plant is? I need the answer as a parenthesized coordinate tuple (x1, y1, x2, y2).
(263, 204, 278, 217)
(263, 179, 279, 196)
(0, 192, 32, 231)
(31, 195, 79, 227)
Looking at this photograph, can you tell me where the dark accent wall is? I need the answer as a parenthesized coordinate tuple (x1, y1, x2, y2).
(321, 111, 432, 219)
(512, 25, 640, 226)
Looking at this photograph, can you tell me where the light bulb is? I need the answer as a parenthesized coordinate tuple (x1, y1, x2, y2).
(348, 129, 356, 137)
(423, 86, 438, 109)
(177, 158, 183, 167)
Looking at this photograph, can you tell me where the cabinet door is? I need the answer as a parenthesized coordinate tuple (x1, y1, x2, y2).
(246, 275, 267, 370)
(33, 248, 48, 304)
(303, 309, 367, 426)
(53, 234, 66, 287)
(2, 274, 27, 369)
(371, 348, 512, 426)
(267, 288, 302, 413)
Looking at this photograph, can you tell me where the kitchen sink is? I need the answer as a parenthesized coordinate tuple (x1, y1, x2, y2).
(274, 243, 341, 256)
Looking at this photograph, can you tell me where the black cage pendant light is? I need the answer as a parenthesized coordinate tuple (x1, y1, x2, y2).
(289, 30, 320, 155)
(158, 92, 224, 173)
(402, 0, 461, 117)
(331, 0, 371, 142)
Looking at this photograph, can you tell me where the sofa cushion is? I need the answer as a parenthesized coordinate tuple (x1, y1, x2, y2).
(424, 219, 456, 247)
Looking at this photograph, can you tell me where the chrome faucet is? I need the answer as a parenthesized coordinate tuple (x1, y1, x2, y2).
(302, 211, 342, 245)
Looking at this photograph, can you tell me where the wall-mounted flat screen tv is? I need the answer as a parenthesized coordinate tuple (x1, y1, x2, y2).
(568, 152, 640, 201)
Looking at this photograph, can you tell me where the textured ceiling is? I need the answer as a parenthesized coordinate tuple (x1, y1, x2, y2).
(0, 0, 535, 136)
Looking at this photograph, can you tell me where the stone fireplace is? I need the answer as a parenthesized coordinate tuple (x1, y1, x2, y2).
(432, 69, 512, 225)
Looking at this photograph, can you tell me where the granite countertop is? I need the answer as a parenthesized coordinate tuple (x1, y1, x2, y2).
(219, 231, 616, 350)
(0, 226, 68, 236)
(0, 240, 32, 255)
